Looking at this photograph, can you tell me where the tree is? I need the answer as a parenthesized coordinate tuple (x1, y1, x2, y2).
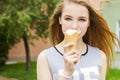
(0, 0, 59, 71)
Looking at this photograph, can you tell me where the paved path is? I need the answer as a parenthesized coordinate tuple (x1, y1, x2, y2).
(0, 76, 8, 80)
(0, 76, 17, 80)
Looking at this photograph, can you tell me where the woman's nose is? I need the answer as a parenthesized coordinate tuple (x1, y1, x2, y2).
(71, 22, 78, 30)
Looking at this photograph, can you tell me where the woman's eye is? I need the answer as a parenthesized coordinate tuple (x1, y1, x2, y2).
(79, 19, 86, 22)
(65, 18, 71, 21)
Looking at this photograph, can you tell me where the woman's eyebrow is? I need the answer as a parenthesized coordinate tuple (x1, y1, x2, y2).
(78, 16, 87, 19)
(64, 15, 88, 19)
(64, 15, 72, 18)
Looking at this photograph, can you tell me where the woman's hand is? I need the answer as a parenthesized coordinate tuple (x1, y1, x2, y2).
(63, 42, 80, 76)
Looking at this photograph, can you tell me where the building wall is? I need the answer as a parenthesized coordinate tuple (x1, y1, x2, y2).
(102, 0, 120, 53)
(8, 38, 51, 61)
(103, 0, 120, 31)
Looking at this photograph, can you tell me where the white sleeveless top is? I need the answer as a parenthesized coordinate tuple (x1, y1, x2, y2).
(42, 45, 102, 80)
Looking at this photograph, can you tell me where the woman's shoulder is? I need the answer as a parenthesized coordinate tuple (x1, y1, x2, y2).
(88, 45, 100, 51)
(88, 44, 97, 49)
(40, 46, 55, 54)
(99, 50, 107, 62)
(37, 47, 54, 60)
(88, 44, 106, 60)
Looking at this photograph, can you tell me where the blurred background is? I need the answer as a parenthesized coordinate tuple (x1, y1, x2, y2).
(0, 0, 120, 80)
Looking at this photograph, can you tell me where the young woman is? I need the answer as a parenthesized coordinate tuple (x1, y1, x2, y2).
(37, 0, 119, 80)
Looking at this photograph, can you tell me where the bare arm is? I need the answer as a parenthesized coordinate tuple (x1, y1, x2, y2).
(100, 51, 107, 80)
(37, 51, 52, 80)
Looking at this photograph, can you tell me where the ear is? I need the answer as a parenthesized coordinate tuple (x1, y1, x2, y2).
(59, 17, 61, 24)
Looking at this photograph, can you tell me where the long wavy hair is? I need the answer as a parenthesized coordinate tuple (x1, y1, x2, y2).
(49, 0, 119, 68)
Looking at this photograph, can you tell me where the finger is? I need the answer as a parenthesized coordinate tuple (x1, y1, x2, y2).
(68, 56, 79, 65)
(74, 51, 79, 56)
(66, 53, 78, 58)
(65, 56, 78, 64)
(64, 53, 79, 62)
(64, 49, 77, 57)
(67, 51, 80, 64)
(64, 42, 75, 53)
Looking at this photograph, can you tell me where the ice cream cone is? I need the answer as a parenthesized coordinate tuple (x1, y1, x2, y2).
(64, 29, 80, 50)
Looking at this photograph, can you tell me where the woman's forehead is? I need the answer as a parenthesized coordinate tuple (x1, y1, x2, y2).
(62, 2, 89, 18)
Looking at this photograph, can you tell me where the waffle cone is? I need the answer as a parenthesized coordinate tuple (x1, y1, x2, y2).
(64, 31, 79, 50)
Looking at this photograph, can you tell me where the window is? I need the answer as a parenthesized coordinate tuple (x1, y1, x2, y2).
(115, 20, 120, 52)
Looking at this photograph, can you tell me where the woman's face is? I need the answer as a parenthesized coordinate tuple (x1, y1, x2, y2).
(59, 2, 90, 38)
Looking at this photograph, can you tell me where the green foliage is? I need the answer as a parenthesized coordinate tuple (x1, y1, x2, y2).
(0, 0, 59, 65)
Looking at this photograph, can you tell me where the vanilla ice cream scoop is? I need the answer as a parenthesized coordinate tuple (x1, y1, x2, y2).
(64, 29, 81, 50)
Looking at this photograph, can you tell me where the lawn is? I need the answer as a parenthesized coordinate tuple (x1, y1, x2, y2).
(0, 62, 36, 80)
(106, 68, 120, 80)
(0, 61, 120, 80)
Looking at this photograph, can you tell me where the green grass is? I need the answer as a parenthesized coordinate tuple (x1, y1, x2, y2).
(0, 61, 120, 80)
(106, 68, 120, 80)
(0, 62, 37, 80)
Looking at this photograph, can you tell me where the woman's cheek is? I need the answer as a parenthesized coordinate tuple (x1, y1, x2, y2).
(80, 27, 88, 36)
(62, 26, 70, 32)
